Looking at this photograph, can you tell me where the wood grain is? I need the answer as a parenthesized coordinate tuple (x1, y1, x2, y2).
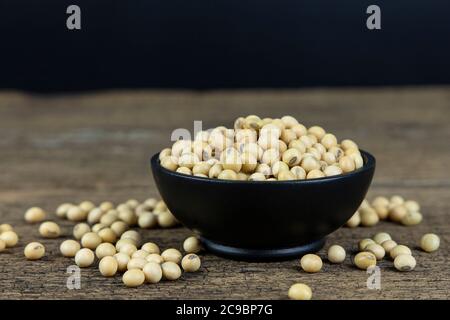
(0, 87, 449, 299)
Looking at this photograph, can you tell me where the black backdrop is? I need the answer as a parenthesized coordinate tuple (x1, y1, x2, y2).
(0, 0, 449, 92)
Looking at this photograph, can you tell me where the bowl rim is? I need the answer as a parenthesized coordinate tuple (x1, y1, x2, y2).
(151, 149, 375, 185)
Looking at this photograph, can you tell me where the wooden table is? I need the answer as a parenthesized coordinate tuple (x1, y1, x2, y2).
(0, 87, 448, 299)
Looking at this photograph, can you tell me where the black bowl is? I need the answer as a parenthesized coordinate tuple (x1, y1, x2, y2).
(151, 150, 375, 261)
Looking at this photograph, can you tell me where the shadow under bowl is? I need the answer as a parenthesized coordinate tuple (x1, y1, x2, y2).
(151, 150, 375, 261)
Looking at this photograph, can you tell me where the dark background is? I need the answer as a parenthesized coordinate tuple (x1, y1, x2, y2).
(0, 0, 449, 92)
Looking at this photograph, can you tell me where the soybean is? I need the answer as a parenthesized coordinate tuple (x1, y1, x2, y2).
(420, 234, 440, 252)
(39, 221, 61, 238)
(122, 269, 145, 287)
(75, 248, 95, 267)
(161, 261, 182, 280)
(288, 283, 312, 300)
(394, 254, 416, 272)
(60, 240, 81, 257)
(354, 252, 377, 270)
(300, 254, 322, 273)
(99, 256, 118, 277)
(24, 207, 46, 223)
(181, 254, 201, 272)
(24, 242, 45, 260)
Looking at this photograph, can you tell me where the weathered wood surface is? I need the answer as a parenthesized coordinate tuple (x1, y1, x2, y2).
(0, 87, 449, 300)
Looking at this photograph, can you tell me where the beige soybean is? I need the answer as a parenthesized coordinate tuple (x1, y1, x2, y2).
(271, 160, 289, 177)
(92, 223, 107, 233)
(60, 240, 81, 257)
(98, 228, 117, 244)
(75, 248, 95, 267)
(116, 238, 136, 251)
(132, 250, 149, 259)
(327, 245, 346, 263)
(161, 261, 182, 280)
(401, 211, 423, 226)
(358, 238, 375, 251)
(354, 252, 377, 270)
(24, 242, 45, 260)
(138, 212, 157, 229)
(372, 196, 389, 208)
(255, 163, 272, 176)
(346, 211, 361, 228)
(146, 253, 164, 264)
(141, 242, 160, 254)
(248, 172, 266, 181)
(0, 223, 14, 233)
(161, 248, 182, 264)
(181, 254, 201, 272)
(300, 156, 320, 173)
(0, 231, 19, 247)
(217, 169, 237, 180)
(73, 223, 91, 240)
(87, 208, 104, 224)
(420, 233, 440, 252)
(99, 201, 114, 212)
(338, 156, 355, 173)
(99, 256, 118, 277)
(79, 201, 95, 212)
(183, 236, 201, 254)
(278, 170, 296, 181)
(208, 164, 223, 178)
(159, 148, 172, 159)
(394, 254, 416, 272)
(288, 283, 312, 300)
(321, 133, 337, 149)
(290, 166, 306, 179)
(126, 199, 139, 209)
(158, 211, 178, 228)
(81, 232, 102, 250)
(95, 243, 116, 259)
(341, 139, 358, 150)
(121, 230, 141, 245)
(389, 205, 408, 222)
(282, 148, 301, 167)
(143, 262, 163, 283)
(110, 221, 129, 237)
(390, 245, 412, 259)
(114, 252, 131, 272)
(117, 203, 132, 212)
(390, 195, 405, 206)
(300, 254, 322, 273)
(373, 204, 389, 220)
(324, 165, 342, 177)
(67, 206, 88, 222)
(404, 200, 420, 212)
(381, 240, 398, 253)
(360, 208, 379, 227)
(373, 232, 391, 245)
(306, 169, 325, 179)
(127, 257, 147, 270)
(0, 239, 6, 252)
(24, 207, 47, 223)
(365, 243, 385, 260)
(144, 198, 158, 209)
(56, 203, 73, 218)
(39, 221, 61, 238)
(123, 269, 145, 287)
(118, 243, 138, 257)
(118, 210, 137, 226)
